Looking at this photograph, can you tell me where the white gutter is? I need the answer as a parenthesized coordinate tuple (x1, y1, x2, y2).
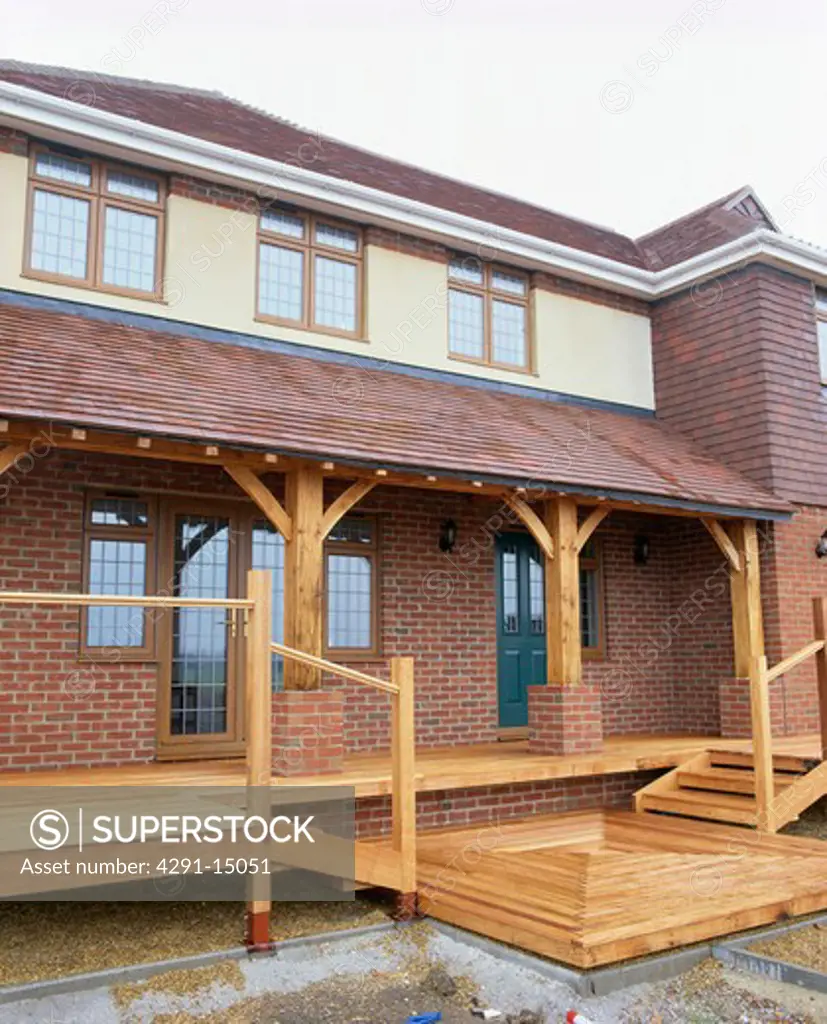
(2, 81, 826, 301)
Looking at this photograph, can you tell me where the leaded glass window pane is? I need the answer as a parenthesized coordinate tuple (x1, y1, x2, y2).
(314, 255, 357, 332)
(259, 243, 304, 321)
(102, 206, 158, 292)
(492, 298, 527, 367)
(30, 189, 89, 279)
(492, 269, 527, 296)
(90, 498, 148, 528)
(252, 521, 286, 690)
(86, 539, 147, 648)
(34, 153, 92, 187)
(501, 545, 518, 634)
(106, 169, 159, 203)
(261, 210, 306, 239)
(580, 567, 600, 649)
(529, 551, 545, 635)
(448, 256, 483, 285)
(448, 289, 484, 359)
(327, 554, 372, 648)
(315, 222, 358, 252)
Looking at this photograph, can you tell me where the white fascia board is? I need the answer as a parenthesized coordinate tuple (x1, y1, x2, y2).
(3, 81, 827, 301)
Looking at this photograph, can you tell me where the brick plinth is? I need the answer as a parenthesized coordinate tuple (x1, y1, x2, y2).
(719, 677, 752, 738)
(527, 683, 603, 755)
(271, 691, 344, 776)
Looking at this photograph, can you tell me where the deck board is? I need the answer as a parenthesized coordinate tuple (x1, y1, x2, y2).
(415, 809, 827, 967)
(0, 733, 820, 797)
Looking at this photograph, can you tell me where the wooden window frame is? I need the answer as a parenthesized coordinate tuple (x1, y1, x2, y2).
(80, 492, 159, 662)
(447, 256, 533, 373)
(256, 209, 365, 340)
(323, 513, 381, 660)
(816, 297, 827, 385)
(580, 540, 606, 660)
(24, 146, 167, 302)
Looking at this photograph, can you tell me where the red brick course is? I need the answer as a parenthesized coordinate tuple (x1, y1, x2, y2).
(271, 691, 344, 776)
(0, 125, 27, 156)
(528, 683, 603, 754)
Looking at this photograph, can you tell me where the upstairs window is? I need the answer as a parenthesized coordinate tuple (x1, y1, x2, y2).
(26, 149, 165, 299)
(258, 210, 363, 337)
(448, 256, 530, 370)
(817, 297, 827, 384)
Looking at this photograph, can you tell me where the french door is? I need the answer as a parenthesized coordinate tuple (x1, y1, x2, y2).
(157, 502, 284, 759)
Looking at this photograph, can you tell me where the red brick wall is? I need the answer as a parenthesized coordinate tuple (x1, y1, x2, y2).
(0, 125, 28, 156)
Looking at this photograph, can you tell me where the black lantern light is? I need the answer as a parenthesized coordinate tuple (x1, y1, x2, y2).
(816, 530, 827, 558)
(633, 534, 650, 566)
(439, 519, 457, 553)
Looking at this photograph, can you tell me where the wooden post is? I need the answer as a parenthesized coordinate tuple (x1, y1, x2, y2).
(545, 497, 581, 686)
(244, 569, 274, 949)
(750, 654, 775, 832)
(284, 466, 325, 690)
(813, 598, 827, 759)
(729, 520, 765, 678)
(391, 656, 417, 916)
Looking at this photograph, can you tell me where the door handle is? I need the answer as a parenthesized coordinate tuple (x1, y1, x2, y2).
(226, 611, 238, 638)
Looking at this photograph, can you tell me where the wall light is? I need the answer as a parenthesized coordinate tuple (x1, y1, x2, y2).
(815, 530, 827, 558)
(633, 534, 650, 565)
(439, 519, 457, 553)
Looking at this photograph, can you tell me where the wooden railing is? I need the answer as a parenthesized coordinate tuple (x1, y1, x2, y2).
(751, 596, 827, 832)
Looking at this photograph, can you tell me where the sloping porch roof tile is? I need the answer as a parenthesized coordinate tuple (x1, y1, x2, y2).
(0, 297, 790, 517)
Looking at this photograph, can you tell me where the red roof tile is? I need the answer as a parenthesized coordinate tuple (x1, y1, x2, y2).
(0, 299, 789, 515)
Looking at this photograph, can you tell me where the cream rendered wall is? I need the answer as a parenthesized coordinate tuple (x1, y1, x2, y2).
(0, 150, 654, 409)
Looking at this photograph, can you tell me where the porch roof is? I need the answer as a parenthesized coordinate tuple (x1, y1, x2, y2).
(0, 294, 791, 518)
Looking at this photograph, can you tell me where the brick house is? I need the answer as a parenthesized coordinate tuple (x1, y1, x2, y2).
(0, 61, 826, 855)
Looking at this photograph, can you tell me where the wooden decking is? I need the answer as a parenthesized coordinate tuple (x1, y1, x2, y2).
(0, 733, 819, 796)
(415, 809, 827, 967)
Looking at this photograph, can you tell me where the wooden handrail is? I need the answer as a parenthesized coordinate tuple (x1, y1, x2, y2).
(270, 641, 399, 695)
(765, 639, 826, 685)
(0, 591, 253, 609)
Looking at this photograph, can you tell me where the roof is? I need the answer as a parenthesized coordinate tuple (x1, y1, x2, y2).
(0, 62, 776, 274)
(0, 294, 790, 517)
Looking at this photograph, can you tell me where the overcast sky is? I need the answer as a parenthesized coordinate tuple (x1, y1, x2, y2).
(3, 0, 827, 247)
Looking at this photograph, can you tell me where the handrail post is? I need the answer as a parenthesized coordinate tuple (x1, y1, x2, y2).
(244, 569, 273, 950)
(813, 598, 827, 760)
(750, 653, 775, 832)
(391, 656, 417, 916)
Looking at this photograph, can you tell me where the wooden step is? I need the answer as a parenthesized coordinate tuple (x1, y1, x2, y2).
(638, 789, 757, 826)
(676, 766, 798, 796)
(708, 749, 814, 774)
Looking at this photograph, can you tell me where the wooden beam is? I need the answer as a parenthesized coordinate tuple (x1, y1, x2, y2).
(283, 466, 325, 690)
(545, 497, 581, 685)
(0, 445, 26, 477)
(224, 465, 293, 542)
(701, 518, 741, 572)
(813, 597, 827, 759)
(750, 654, 775, 832)
(729, 520, 765, 678)
(575, 506, 610, 554)
(391, 656, 417, 898)
(320, 480, 376, 539)
(502, 492, 555, 561)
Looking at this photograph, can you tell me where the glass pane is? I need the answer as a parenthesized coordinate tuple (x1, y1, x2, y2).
(580, 567, 599, 649)
(259, 243, 304, 321)
(313, 255, 357, 332)
(86, 539, 147, 647)
(501, 545, 518, 634)
(314, 222, 358, 252)
(819, 319, 827, 383)
(30, 189, 89, 279)
(327, 553, 372, 649)
(170, 515, 231, 736)
(529, 551, 544, 635)
(448, 256, 483, 285)
(107, 169, 159, 203)
(90, 498, 148, 528)
(251, 520, 285, 690)
(492, 298, 527, 367)
(261, 210, 306, 239)
(327, 517, 374, 545)
(102, 206, 158, 293)
(492, 269, 527, 296)
(34, 153, 92, 187)
(448, 288, 484, 359)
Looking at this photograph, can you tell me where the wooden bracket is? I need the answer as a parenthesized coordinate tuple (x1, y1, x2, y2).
(502, 492, 555, 560)
(0, 445, 27, 477)
(701, 518, 741, 572)
(575, 506, 610, 553)
(321, 479, 376, 538)
(224, 465, 293, 541)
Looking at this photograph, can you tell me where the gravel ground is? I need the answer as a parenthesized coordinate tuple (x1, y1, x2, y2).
(0, 899, 388, 985)
(4, 922, 827, 1024)
(782, 795, 827, 840)
(749, 923, 827, 973)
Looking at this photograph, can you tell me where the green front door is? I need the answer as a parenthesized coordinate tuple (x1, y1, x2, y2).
(495, 532, 547, 728)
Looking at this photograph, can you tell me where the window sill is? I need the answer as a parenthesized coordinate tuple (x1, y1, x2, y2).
(77, 651, 159, 665)
(255, 314, 368, 343)
(21, 270, 167, 306)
